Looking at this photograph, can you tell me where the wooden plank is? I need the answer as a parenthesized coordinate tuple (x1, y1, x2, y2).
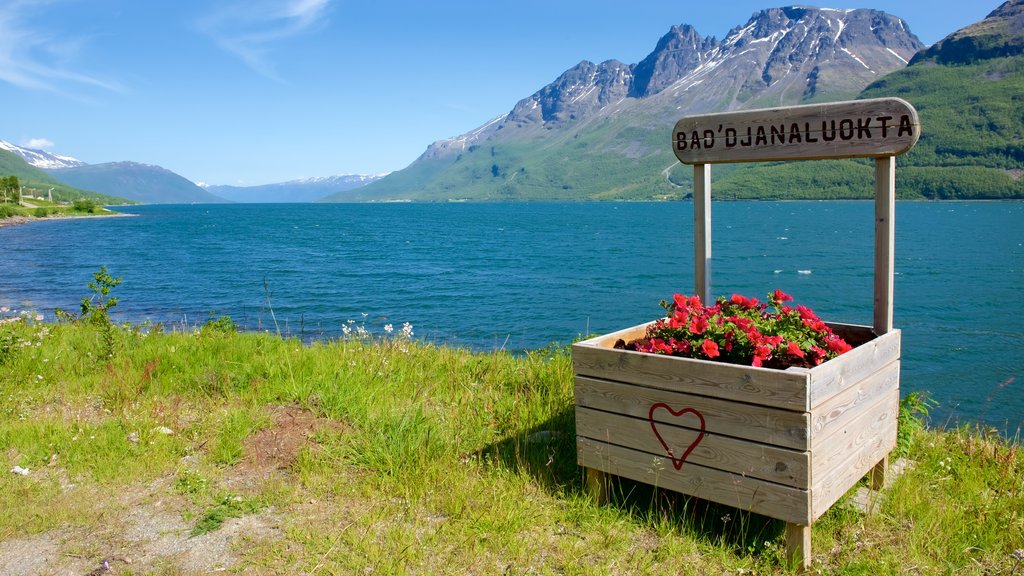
(874, 156, 896, 335)
(869, 456, 888, 491)
(785, 523, 812, 570)
(578, 437, 812, 525)
(809, 388, 899, 481)
(673, 97, 920, 164)
(694, 163, 711, 302)
(804, 329, 901, 408)
(810, 411, 897, 521)
(585, 467, 609, 504)
(572, 341, 810, 411)
(575, 376, 811, 450)
(808, 359, 899, 441)
(576, 407, 810, 487)
(574, 322, 650, 350)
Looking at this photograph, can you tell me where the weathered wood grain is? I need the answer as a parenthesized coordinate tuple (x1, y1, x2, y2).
(577, 437, 813, 525)
(576, 407, 810, 487)
(573, 333, 810, 411)
(809, 389, 899, 483)
(810, 408, 897, 520)
(808, 359, 899, 440)
(575, 376, 811, 450)
(803, 329, 901, 408)
(875, 156, 896, 335)
(673, 97, 920, 164)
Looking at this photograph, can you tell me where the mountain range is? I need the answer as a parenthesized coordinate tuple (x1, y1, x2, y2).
(325, 1, 1023, 201)
(3, 2, 1022, 203)
(203, 174, 386, 203)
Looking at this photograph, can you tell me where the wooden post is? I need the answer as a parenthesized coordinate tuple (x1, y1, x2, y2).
(693, 163, 711, 303)
(869, 455, 889, 490)
(874, 156, 896, 336)
(785, 523, 812, 571)
(584, 467, 609, 505)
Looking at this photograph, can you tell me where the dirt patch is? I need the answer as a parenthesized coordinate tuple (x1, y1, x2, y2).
(228, 404, 347, 487)
(0, 404, 345, 575)
(1007, 168, 1023, 181)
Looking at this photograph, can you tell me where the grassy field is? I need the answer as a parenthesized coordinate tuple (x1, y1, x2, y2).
(1, 284, 1022, 574)
(0, 198, 123, 224)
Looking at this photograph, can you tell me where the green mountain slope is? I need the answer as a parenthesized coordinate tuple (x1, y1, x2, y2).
(48, 162, 225, 204)
(330, 7, 923, 202)
(338, 3, 1023, 202)
(0, 150, 127, 204)
(712, 2, 1024, 200)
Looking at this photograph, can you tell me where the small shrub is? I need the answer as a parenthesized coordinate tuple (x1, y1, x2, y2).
(0, 205, 16, 218)
(72, 198, 97, 213)
(33, 207, 49, 218)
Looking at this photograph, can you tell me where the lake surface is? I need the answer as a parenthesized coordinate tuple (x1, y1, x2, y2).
(2, 201, 1022, 431)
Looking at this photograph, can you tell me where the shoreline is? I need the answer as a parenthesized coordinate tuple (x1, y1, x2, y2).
(0, 211, 134, 229)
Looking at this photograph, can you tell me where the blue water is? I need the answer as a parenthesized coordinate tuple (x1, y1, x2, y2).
(1, 201, 1022, 431)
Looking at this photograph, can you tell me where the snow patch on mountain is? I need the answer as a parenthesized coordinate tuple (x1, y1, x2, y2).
(0, 139, 86, 169)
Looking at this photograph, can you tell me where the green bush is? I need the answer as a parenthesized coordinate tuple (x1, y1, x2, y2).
(72, 198, 97, 213)
(33, 207, 49, 218)
(0, 205, 16, 218)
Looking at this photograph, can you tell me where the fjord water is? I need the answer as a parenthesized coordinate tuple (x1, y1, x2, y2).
(1, 201, 1022, 431)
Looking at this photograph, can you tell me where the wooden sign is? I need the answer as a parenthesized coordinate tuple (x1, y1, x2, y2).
(673, 97, 920, 164)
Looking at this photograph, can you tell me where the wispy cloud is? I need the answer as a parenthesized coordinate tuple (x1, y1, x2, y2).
(0, 1, 120, 93)
(23, 138, 55, 149)
(196, 0, 330, 80)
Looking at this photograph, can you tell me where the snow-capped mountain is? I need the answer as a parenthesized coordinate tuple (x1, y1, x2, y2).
(0, 140, 86, 169)
(341, 5, 925, 201)
(203, 174, 387, 203)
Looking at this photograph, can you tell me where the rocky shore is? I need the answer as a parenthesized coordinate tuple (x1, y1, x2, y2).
(0, 211, 133, 229)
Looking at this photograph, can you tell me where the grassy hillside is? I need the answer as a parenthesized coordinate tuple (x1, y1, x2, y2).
(1, 276, 1021, 574)
(48, 162, 224, 204)
(346, 55, 1024, 202)
(0, 150, 127, 204)
(341, 117, 687, 202)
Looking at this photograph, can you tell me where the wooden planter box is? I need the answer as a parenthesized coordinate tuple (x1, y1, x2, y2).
(572, 321, 900, 527)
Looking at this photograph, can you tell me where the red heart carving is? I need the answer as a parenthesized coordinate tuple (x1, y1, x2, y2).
(648, 403, 706, 470)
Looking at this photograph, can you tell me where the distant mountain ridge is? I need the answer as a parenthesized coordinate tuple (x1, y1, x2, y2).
(335, 6, 925, 201)
(48, 162, 225, 204)
(205, 174, 386, 203)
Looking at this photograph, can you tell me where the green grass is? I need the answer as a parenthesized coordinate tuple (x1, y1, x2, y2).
(1, 304, 1022, 574)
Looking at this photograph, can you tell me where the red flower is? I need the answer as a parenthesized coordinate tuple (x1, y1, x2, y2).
(827, 336, 852, 355)
(773, 289, 794, 303)
(689, 315, 709, 335)
(786, 340, 805, 358)
(701, 339, 720, 358)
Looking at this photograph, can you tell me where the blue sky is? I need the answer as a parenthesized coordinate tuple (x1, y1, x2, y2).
(0, 1, 998, 186)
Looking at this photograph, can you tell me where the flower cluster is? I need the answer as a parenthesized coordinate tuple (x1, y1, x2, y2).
(619, 290, 852, 369)
(1, 307, 50, 365)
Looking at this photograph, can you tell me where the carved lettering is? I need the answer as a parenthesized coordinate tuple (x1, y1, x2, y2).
(788, 123, 802, 143)
(755, 126, 768, 146)
(725, 128, 737, 147)
(839, 118, 854, 140)
(804, 122, 818, 143)
(898, 114, 913, 137)
(857, 117, 872, 139)
(821, 120, 837, 142)
(671, 99, 919, 163)
(876, 115, 892, 138)
(740, 127, 752, 147)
